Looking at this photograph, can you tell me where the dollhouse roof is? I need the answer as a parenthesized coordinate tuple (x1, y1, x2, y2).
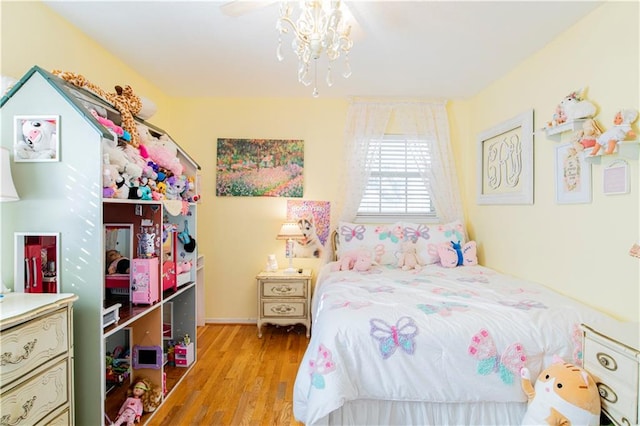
(1, 65, 200, 170)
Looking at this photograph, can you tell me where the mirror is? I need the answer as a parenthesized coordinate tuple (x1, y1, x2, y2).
(14, 232, 60, 293)
(104, 224, 133, 300)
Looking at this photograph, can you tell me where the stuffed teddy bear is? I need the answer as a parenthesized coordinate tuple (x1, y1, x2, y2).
(397, 241, 423, 271)
(520, 355, 600, 426)
(571, 118, 603, 152)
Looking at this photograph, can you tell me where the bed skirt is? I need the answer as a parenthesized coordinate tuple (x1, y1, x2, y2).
(311, 400, 527, 426)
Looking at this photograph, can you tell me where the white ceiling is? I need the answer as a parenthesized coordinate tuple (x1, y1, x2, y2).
(42, 1, 602, 99)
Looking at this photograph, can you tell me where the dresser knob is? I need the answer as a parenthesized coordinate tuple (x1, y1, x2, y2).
(596, 352, 617, 371)
(271, 304, 294, 314)
(621, 418, 631, 426)
(596, 383, 618, 403)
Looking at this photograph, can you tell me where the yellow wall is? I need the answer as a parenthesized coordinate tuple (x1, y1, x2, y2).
(453, 2, 639, 321)
(169, 97, 347, 320)
(0, 1, 173, 128)
(2, 1, 638, 323)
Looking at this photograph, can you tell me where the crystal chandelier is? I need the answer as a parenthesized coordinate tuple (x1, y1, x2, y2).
(276, 1, 354, 97)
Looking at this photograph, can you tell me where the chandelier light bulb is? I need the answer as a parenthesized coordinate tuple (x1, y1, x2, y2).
(276, 0, 354, 96)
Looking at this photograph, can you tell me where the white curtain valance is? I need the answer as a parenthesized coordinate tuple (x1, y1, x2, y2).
(338, 100, 463, 224)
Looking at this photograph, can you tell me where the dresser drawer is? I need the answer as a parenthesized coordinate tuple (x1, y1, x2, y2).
(261, 281, 305, 298)
(262, 301, 306, 318)
(0, 308, 68, 388)
(1, 359, 68, 426)
(46, 408, 71, 425)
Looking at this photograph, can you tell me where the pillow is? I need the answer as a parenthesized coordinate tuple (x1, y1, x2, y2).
(437, 241, 478, 268)
(337, 222, 403, 265)
(402, 220, 467, 265)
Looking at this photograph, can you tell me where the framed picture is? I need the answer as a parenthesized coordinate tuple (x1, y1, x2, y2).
(602, 160, 629, 195)
(286, 200, 331, 259)
(13, 115, 60, 162)
(477, 110, 534, 205)
(216, 138, 304, 197)
(555, 144, 591, 204)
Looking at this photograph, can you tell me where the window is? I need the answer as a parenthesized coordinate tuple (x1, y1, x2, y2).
(357, 135, 435, 220)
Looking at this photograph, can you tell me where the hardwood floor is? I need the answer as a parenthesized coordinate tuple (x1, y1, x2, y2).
(145, 324, 309, 426)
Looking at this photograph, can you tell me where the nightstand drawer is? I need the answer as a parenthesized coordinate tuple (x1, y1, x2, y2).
(262, 281, 305, 298)
(0, 308, 68, 388)
(584, 337, 638, 387)
(262, 301, 306, 317)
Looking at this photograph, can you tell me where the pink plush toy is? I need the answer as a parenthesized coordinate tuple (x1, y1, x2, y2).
(90, 109, 129, 140)
(176, 260, 192, 274)
(331, 250, 373, 272)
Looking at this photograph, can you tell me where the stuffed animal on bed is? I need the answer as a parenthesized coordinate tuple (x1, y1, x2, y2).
(438, 240, 478, 268)
(331, 249, 373, 272)
(397, 241, 423, 271)
(520, 356, 600, 426)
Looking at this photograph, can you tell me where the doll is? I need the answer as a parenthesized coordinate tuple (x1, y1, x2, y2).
(112, 378, 161, 425)
(112, 381, 147, 426)
(106, 250, 130, 275)
(590, 108, 638, 156)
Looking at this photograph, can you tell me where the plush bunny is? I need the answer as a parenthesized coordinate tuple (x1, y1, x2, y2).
(397, 241, 423, 271)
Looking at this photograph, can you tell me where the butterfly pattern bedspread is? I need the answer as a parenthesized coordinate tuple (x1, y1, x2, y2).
(293, 263, 615, 425)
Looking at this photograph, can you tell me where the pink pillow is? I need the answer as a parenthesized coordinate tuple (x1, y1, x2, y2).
(437, 241, 478, 268)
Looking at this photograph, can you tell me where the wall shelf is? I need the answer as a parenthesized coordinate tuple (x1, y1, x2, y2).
(544, 119, 588, 140)
(584, 140, 639, 164)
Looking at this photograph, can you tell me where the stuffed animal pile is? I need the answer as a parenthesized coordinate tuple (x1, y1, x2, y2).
(52, 69, 199, 202)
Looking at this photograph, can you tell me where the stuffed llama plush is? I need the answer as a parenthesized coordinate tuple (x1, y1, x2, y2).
(520, 356, 600, 426)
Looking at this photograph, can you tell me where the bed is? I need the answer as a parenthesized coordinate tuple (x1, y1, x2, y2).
(293, 221, 617, 425)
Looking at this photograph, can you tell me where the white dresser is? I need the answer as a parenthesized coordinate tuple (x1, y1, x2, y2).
(582, 322, 640, 426)
(256, 269, 312, 338)
(1, 293, 78, 426)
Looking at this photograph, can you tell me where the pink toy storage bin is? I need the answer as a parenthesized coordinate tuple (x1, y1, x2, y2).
(131, 258, 159, 305)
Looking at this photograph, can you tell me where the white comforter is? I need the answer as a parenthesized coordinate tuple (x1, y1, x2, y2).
(293, 264, 615, 425)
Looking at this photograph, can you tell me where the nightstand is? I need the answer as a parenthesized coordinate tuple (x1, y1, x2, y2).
(581, 322, 640, 426)
(256, 269, 312, 338)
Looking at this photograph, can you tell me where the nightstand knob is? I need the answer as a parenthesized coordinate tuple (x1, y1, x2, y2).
(596, 352, 617, 371)
(272, 285, 294, 295)
(596, 383, 618, 403)
(271, 304, 294, 314)
(621, 418, 631, 426)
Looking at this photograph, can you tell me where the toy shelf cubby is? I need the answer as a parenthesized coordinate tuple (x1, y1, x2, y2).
(0, 65, 202, 426)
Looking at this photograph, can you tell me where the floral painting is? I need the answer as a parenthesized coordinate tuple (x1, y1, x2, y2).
(287, 200, 331, 259)
(216, 138, 304, 197)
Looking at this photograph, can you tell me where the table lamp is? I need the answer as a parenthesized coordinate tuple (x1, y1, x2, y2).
(276, 222, 304, 274)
